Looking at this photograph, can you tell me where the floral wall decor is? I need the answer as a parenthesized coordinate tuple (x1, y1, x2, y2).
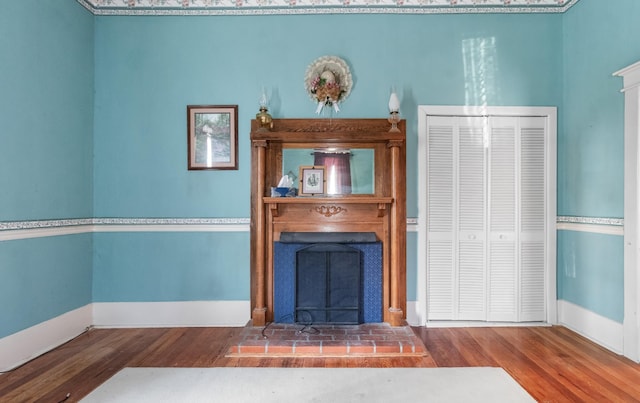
(305, 55, 353, 115)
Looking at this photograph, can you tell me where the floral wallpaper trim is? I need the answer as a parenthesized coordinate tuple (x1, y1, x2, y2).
(0, 218, 250, 231)
(1, 216, 620, 232)
(77, 0, 579, 15)
(0, 217, 423, 232)
(556, 216, 624, 227)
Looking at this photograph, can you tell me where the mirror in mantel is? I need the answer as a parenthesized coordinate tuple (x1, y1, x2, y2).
(282, 148, 375, 195)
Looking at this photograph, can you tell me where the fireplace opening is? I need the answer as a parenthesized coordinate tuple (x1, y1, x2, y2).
(274, 232, 382, 325)
(296, 243, 361, 324)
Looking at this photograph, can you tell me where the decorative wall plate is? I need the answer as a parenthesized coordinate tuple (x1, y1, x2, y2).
(305, 55, 353, 114)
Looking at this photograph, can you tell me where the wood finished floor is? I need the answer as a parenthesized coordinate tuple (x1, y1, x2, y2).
(1, 326, 639, 402)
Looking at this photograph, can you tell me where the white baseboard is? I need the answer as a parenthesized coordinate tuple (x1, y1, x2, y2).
(0, 305, 92, 372)
(406, 301, 422, 326)
(557, 299, 624, 354)
(0, 301, 249, 372)
(92, 301, 251, 328)
(424, 321, 549, 328)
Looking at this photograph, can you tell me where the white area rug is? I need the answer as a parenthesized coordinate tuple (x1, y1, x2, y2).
(81, 367, 534, 402)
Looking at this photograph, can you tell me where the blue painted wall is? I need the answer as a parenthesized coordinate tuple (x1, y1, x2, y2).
(557, 0, 640, 323)
(93, 232, 249, 302)
(560, 0, 640, 218)
(0, 235, 93, 338)
(0, 0, 94, 221)
(557, 231, 624, 322)
(0, 0, 94, 338)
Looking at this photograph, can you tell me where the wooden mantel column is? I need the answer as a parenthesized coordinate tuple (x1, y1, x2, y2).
(251, 139, 267, 326)
(387, 139, 406, 326)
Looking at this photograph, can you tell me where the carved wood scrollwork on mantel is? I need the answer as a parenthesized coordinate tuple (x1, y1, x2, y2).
(315, 205, 345, 217)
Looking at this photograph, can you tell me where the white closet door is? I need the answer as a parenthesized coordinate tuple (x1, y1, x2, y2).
(425, 113, 546, 323)
(426, 116, 487, 320)
(487, 116, 546, 322)
(487, 117, 518, 322)
(456, 118, 487, 320)
(519, 117, 546, 321)
(426, 116, 455, 320)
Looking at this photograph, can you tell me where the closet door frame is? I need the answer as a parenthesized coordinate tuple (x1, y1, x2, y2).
(417, 105, 557, 326)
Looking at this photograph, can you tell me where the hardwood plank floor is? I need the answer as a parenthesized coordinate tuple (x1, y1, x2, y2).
(1, 326, 639, 402)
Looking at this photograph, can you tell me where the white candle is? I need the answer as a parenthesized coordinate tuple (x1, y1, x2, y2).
(388, 91, 400, 113)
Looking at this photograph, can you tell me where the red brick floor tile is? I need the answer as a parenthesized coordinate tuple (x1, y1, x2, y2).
(293, 341, 322, 354)
(238, 341, 267, 354)
(374, 341, 402, 354)
(266, 341, 295, 354)
(321, 341, 349, 355)
(348, 341, 376, 354)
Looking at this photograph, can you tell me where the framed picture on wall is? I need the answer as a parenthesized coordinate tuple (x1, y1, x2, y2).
(299, 165, 326, 196)
(187, 105, 238, 170)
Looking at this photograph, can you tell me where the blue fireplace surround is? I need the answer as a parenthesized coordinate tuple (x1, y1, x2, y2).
(273, 236, 383, 324)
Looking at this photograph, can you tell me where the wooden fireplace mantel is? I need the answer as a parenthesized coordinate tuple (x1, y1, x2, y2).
(250, 118, 406, 326)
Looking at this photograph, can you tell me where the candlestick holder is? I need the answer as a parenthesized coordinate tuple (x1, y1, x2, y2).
(388, 110, 400, 133)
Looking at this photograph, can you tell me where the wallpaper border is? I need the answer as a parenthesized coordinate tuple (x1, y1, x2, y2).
(556, 216, 624, 236)
(0, 218, 249, 231)
(0, 215, 619, 239)
(556, 216, 623, 227)
(76, 0, 579, 16)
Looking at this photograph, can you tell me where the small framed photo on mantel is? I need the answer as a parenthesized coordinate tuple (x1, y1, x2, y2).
(187, 105, 238, 170)
(299, 165, 326, 196)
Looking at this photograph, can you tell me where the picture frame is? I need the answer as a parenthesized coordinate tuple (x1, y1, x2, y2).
(299, 165, 326, 196)
(187, 105, 238, 170)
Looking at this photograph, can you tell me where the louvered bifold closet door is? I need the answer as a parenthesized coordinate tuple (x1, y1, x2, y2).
(426, 113, 546, 323)
(487, 116, 546, 322)
(519, 117, 546, 322)
(426, 116, 456, 320)
(456, 117, 487, 320)
(426, 116, 486, 320)
(487, 117, 518, 322)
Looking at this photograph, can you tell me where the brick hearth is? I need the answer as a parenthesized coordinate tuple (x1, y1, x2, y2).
(226, 323, 428, 357)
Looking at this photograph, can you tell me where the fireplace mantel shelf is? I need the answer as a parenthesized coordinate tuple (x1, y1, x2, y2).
(263, 197, 393, 204)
